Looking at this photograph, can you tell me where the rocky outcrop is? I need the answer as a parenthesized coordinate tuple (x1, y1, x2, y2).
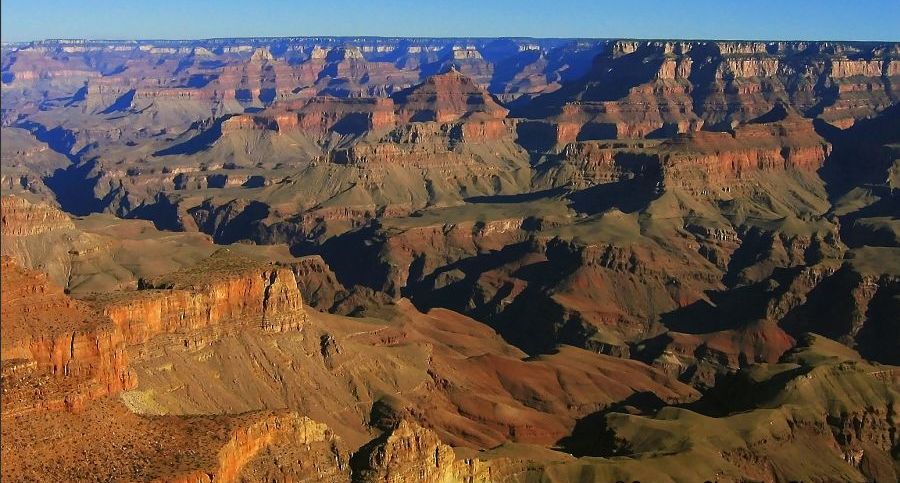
(533, 141, 660, 189)
(329, 119, 522, 166)
(352, 420, 490, 482)
(284, 255, 349, 311)
(223, 97, 397, 138)
(0, 195, 94, 289)
(1, 247, 309, 418)
(660, 103, 831, 189)
(1, 398, 350, 483)
(353, 419, 569, 483)
(0, 256, 136, 415)
(94, 250, 306, 344)
(0, 194, 75, 235)
(638, 320, 796, 388)
(168, 412, 351, 483)
(782, 262, 900, 364)
(520, 41, 703, 142)
(219, 68, 512, 146)
(352, 419, 458, 482)
(522, 40, 899, 143)
(0, 127, 71, 199)
(393, 67, 508, 124)
(322, 217, 528, 298)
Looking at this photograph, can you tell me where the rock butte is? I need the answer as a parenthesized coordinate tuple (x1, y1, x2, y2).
(1, 36, 899, 482)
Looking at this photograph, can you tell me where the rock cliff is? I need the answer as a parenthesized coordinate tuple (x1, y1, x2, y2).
(660, 102, 832, 190)
(0, 193, 75, 235)
(1, 399, 350, 483)
(93, 250, 306, 344)
(0, 256, 136, 415)
(522, 40, 899, 144)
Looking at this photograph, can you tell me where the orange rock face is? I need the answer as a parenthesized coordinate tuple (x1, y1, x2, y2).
(0, 245, 306, 417)
(457, 115, 510, 142)
(352, 419, 459, 482)
(352, 419, 554, 482)
(299, 97, 398, 135)
(217, 68, 510, 145)
(199, 412, 349, 483)
(0, 195, 75, 236)
(93, 250, 305, 344)
(0, 256, 136, 415)
(393, 68, 509, 124)
(221, 96, 399, 138)
(1, 400, 349, 483)
(661, 103, 831, 187)
(221, 114, 277, 132)
(523, 40, 899, 142)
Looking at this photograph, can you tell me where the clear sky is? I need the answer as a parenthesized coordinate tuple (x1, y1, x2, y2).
(1, 0, 898, 42)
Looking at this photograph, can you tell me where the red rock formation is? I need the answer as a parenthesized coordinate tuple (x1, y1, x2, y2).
(536, 141, 659, 188)
(353, 419, 460, 482)
(219, 68, 510, 143)
(1, 399, 349, 483)
(220, 113, 277, 132)
(644, 320, 796, 387)
(352, 419, 544, 482)
(284, 255, 349, 311)
(661, 103, 831, 188)
(196, 412, 349, 483)
(1, 47, 99, 87)
(372, 217, 527, 294)
(297, 97, 397, 135)
(523, 41, 703, 142)
(222, 97, 397, 137)
(0, 195, 74, 235)
(393, 67, 508, 124)
(456, 113, 511, 142)
(93, 250, 306, 345)
(523, 40, 899, 142)
(817, 58, 900, 128)
(329, 116, 523, 168)
(0, 256, 136, 415)
(0, 195, 141, 290)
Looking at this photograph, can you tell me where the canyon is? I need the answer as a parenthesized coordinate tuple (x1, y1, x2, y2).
(1, 36, 898, 482)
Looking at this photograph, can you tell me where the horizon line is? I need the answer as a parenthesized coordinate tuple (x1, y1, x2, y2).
(3, 35, 899, 45)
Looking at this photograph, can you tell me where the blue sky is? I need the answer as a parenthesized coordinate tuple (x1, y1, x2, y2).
(2, 0, 898, 42)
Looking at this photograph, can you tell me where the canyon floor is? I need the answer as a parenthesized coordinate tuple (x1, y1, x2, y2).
(1, 37, 899, 482)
